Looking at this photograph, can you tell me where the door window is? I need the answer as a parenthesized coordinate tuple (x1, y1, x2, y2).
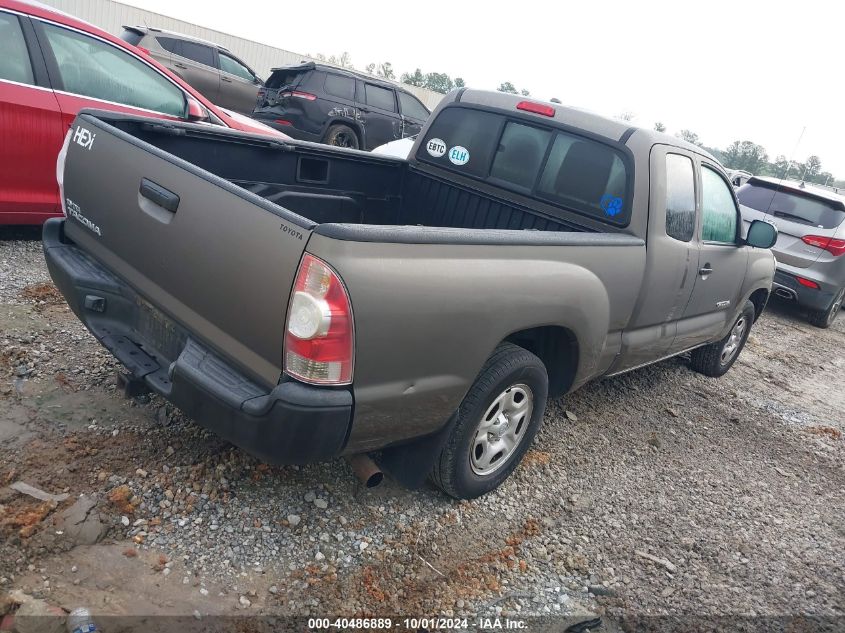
(397, 91, 429, 120)
(0, 13, 35, 85)
(665, 154, 696, 241)
(41, 22, 186, 117)
(156, 36, 180, 54)
(700, 166, 738, 243)
(364, 83, 396, 111)
(219, 52, 254, 81)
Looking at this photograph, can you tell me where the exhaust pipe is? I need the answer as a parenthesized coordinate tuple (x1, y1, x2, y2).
(775, 288, 796, 300)
(347, 454, 384, 488)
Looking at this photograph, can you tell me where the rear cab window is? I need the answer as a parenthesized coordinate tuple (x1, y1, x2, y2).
(738, 180, 845, 230)
(416, 106, 632, 226)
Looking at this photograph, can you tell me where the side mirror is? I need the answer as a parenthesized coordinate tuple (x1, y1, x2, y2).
(746, 219, 778, 249)
(186, 97, 209, 122)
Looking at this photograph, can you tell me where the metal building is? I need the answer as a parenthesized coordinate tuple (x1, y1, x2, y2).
(40, 0, 445, 110)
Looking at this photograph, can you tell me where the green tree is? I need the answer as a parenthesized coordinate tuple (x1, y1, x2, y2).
(721, 140, 769, 174)
(377, 62, 395, 80)
(400, 68, 426, 87)
(677, 129, 703, 147)
(424, 72, 455, 94)
(803, 155, 822, 181)
(520, 88, 531, 96)
(498, 81, 518, 94)
(365, 62, 376, 74)
(654, 122, 666, 132)
(454, 77, 466, 88)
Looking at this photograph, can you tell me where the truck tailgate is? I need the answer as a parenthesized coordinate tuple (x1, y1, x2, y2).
(60, 113, 312, 386)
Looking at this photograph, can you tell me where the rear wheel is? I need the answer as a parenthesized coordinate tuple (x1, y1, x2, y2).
(323, 124, 359, 149)
(807, 287, 844, 329)
(431, 343, 548, 499)
(689, 300, 755, 377)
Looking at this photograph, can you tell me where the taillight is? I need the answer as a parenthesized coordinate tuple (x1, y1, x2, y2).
(802, 235, 845, 257)
(56, 129, 72, 217)
(274, 119, 292, 126)
(516, 100, 555, 117)
(796, 276, 820, 289)
(280, 90, 317, 101)
(137, 46, 151, 56)
(284, 254, 354, 385)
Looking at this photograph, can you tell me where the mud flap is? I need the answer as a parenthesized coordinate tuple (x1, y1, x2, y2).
(378, 412, 458, 489)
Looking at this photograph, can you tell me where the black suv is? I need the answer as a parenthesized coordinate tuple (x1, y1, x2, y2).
(252, 62, 430, 150)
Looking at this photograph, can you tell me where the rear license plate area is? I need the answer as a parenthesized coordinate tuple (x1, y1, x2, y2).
(136, 298, 187, 363)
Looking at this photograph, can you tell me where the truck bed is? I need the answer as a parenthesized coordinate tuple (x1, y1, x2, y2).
(115, 117, 592, 233)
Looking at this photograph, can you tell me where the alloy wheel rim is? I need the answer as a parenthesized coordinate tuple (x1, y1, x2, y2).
(828, 289, 844, 325)
(720, 316, 746, 365)
(470, 384, 534, 476)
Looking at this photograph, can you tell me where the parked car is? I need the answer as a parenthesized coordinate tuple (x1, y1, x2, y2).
(738, 177, 844, 327)
(252, 62, 431, 150)
(120, 26, 263, 115)
(46, 90, 778, 499)
(0, 0, 287, 225)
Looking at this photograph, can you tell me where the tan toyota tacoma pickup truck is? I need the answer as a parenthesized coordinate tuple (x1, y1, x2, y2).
(44, 89, 778, 498)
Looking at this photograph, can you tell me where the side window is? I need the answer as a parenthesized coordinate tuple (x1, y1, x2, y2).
(701, 166, 738, 243)
(324, 73, 355, 100)
(397, 91, 429, 120)
(178, 40, 215, 68)
(665, 154, 696, 241)
(364, 83, 396, 112)
(0, 12, 35, 85)
(219, 52, 253, 81)
(41, 22, 186, 117)
(155, 36, 180, 54)
(489, 122, 552, 190)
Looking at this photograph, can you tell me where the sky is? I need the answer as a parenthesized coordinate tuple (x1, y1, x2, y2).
(128, 0, 845, 177)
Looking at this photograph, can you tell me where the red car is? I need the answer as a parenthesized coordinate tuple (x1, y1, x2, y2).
(0, 0, 287, 225)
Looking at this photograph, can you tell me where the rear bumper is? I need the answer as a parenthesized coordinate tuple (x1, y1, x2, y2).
(772, 266, 839, 311)
(42, 218, 352, 464)
(250, 111, 323, 142)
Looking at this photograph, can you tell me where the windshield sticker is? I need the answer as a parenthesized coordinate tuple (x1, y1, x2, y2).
(448, 146, 470, 166)
(426, 138, 447, 158)
(600, 195, 624, 217)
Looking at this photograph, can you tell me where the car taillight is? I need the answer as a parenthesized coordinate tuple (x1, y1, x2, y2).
(796, 276, 820, 289)
(136, 46, 151, 56)
(802, 235, 845, 257)
(56, 129, 72, 217)
(516, 100, 555, 117)
(280, 90, 317, 101)
(284, 254, 353, 385)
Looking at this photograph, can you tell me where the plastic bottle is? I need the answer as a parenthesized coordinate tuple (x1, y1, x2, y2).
(66, 607, 98, 633)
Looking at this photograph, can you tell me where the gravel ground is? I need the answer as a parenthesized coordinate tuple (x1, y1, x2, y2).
(1, 229, 844, 629)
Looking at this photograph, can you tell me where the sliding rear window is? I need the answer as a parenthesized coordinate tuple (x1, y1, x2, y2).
(416, 106, 631, 226)
(737, 181, 845, 229)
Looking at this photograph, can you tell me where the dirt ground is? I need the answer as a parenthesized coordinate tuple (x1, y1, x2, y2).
(1, 228, 843, 631)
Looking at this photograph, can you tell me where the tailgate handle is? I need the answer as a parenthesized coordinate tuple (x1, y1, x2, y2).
(140, 179, 180, 213)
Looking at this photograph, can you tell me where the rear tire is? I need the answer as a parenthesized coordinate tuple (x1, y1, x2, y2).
(806, 287, 843, 329)
(323, 124, 359, 149)
(431, 343, 548, 500)
(689, 300, 755, 377)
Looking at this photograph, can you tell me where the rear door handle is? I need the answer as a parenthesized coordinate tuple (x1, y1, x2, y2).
(699, 264, 713, 276)
(140, 178, 180, 213)
(174, 62, 187, 69)
(221, 76, 232, 83)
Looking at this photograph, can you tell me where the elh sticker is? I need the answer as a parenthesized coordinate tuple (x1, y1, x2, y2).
(448, 146, 469, 166)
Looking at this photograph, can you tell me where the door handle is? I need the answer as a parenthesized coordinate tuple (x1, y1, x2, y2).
(358, 107, 370, 113)
(221, 76, 232, 83)
(174, 62, 187, 69)
(699, 264, 713, 276)
(140, 179, 179, 213)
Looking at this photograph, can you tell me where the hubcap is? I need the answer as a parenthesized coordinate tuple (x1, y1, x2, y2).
(470, 384, 534, 476)
(828, 289, 844, 325)
(720, 316, 746, 365)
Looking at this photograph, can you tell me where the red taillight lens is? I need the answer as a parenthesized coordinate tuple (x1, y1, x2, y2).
(280, 90, 317, 101)
(796, 276, 820, 289)
(801, 235, 845, 257)
(284, 254, 353, 385)
(516, 100, 555, 117)
(137, 46, 151, 56)
(274, 119, 292, 126)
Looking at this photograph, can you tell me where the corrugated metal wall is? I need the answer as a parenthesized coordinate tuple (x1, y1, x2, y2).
(40, 0, 445, 110)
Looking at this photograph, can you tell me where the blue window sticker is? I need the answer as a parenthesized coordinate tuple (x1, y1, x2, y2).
(600, 195, 624, 217)
(448, 146, 470, 166)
